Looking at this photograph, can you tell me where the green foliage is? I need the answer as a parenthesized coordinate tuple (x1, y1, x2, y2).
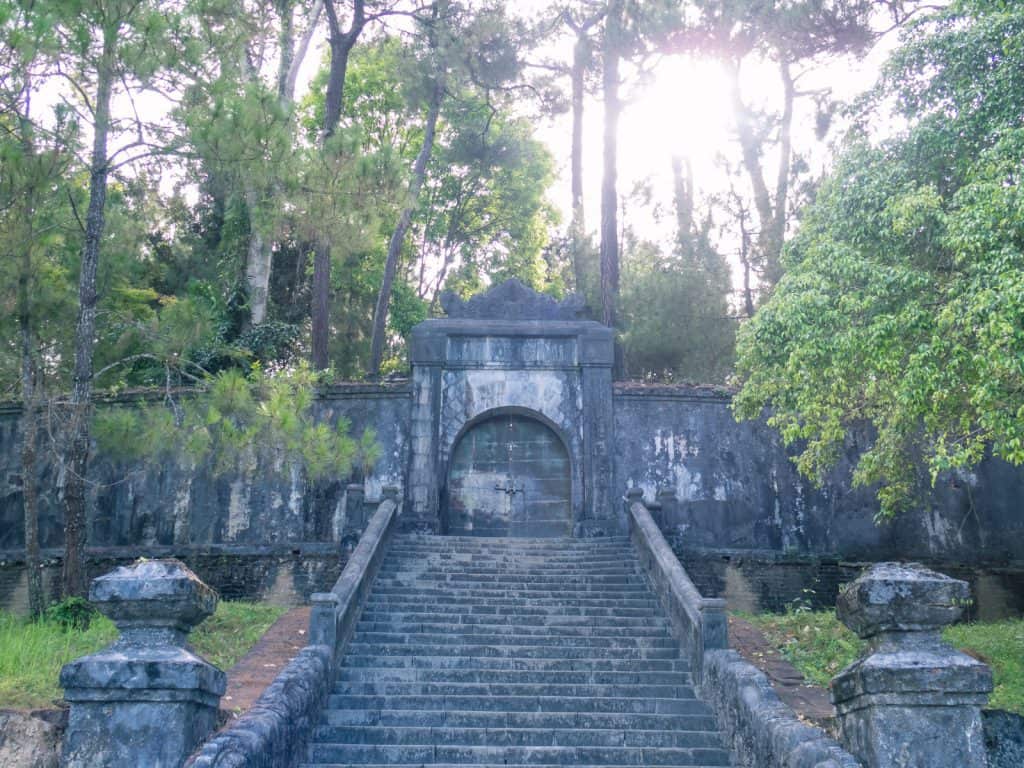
(43, 597, 98, 631)
(734, 0, 1024, 517)
(740, 609, 865, 687)
(95, 363, 379, 481)
(0, 609, 117, 709)
(945, 618, 1024, 715)
(620, 230, 736, 385)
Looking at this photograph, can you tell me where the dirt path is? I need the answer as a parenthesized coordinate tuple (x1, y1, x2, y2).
(220, 606, 311, 717)
(727, 614, 836, 726)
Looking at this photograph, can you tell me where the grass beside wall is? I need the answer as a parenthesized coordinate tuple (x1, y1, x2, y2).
(744, 610, 1024, 715)
(0, 601, 287, 710)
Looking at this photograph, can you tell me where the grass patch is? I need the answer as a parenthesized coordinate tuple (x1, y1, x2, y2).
(189, 601, 288, 671)
(945, 619, 1024, 714)
(743, 610, 1024, 715)
(739, 610, 865, 687)
(0, 601, 287, 710)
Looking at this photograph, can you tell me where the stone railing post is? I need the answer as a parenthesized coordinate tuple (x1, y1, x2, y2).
(656, 486, 678, 529)
(60, 559, 226, 768)
(831, 562, 993, 768)
(342, 483, 366, 538)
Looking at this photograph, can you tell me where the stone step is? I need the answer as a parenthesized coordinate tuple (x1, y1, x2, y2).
(340, 655, 691, 673)
(337, 668, 692, 686)
(350, 632, 678, 649)
(305, 535, 731, 768)
(333, 682, 696, 700)
(357, 611, 669, 629)
(322, 708, 717, 732)
(358, 603, 663, 618)
(369, 583, 650, 596)
(305, 743, 730, 765)
(374, 577, 647, 589)
(355, 621, 672, 638)
(388, 535, 633, 547)
(309, 725, 724, 749)
(326, 695, 711, 716)
(304, 764, 730, 768)
(365, 591, 658, 605)
(382, 563, 639, 574)
(344, 643, 680, 661)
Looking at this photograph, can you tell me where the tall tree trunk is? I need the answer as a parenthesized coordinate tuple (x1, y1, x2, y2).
(18, 186, 43, 616)
(600, 0, 624, 357)
(242, 0, 324, 329)
(729, 57, 793, 289)
(570, 32, 588, 294)
(671, 154, 694, 252)
(63, 27, 116, 599)
(767, 59, 794, 286)
(243, 182, 270, 326)
(20, 334, 42, 616)
(281, 0, 323, 104)
(736, 199, 756, 318)
(312, 0, 366, 370)
(368, 81, 444, 377)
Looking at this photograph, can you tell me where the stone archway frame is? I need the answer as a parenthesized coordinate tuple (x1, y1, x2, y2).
(405, 308, 615, 536)
(441, 405, 579, 536)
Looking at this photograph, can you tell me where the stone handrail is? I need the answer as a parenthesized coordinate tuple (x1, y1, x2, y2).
(186, 496, 400, 768)
(627, 490, 861, 768)
(627, 492, 727, 686)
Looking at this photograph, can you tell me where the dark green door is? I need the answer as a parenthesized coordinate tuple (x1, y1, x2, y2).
(446, 414, 572, 537)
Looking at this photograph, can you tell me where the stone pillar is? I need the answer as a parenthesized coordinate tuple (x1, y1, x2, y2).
(344, 483, 365, 533)
(60, 559, 226, 768)
(831, 562, 993, 768)
(656, 487, 678, 529)
(579, 325, 615, 533)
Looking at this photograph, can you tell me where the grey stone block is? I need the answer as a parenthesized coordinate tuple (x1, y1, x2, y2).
(60, 559, 225, 768)
(832, 562, 993, 768)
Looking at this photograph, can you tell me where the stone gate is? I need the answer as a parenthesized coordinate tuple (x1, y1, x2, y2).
(404, 279, 615, 536)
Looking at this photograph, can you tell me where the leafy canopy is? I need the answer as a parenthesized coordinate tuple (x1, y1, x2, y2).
(95, 363, 380, 481)
(733, 0, 1024, 518)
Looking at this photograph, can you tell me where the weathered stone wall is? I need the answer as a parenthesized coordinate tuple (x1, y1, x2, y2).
(613, 383, 1024, 566)
(0, 384, 409, 551)
(4, 380, 1024, 616)
(0, 384, 409, 611)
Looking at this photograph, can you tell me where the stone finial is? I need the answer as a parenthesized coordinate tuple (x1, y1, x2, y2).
(836, 561, 970, 640)
(831, 562, 992, 768)
(90, 558, 217, 640)
(60, 559, 226, 768)
(625, 487, 645, 504)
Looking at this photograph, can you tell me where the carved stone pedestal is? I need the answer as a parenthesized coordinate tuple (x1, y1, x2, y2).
(60, 559, 226, 768)
(831, 562, 992, 768)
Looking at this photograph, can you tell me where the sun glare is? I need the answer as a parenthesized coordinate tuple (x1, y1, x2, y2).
(621, 57, 733, 184)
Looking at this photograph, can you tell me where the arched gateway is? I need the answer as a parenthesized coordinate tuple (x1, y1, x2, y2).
(405, 279, 616, 536)
(445, 411, 572, 537)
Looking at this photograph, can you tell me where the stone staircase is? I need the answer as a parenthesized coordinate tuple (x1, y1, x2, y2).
(302, 534, 733, 767)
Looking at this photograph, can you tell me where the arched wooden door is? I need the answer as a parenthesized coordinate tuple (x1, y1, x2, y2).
(446, 414, 572, 537)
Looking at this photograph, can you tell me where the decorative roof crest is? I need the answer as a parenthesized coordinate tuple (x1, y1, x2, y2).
(439, 279, 586, 321)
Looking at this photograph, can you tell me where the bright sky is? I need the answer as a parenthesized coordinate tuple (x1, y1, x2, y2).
(524, 21, 897, 281)
(36, 2, 898, 302)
